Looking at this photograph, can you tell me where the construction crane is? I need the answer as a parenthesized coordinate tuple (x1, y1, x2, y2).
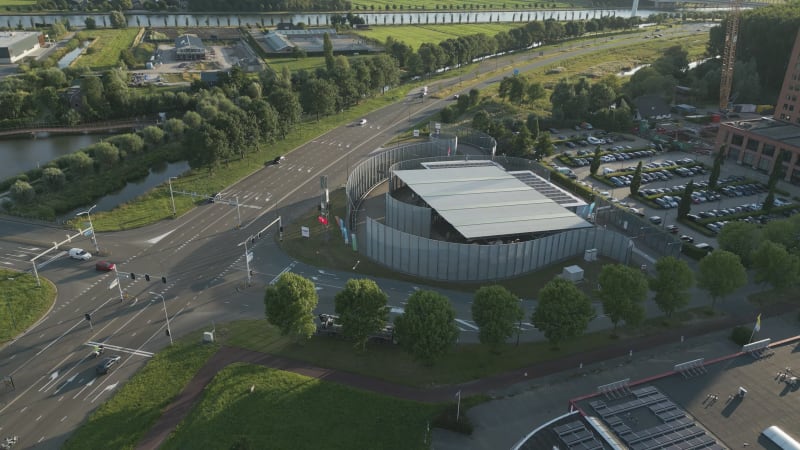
(719, 0, 743, 114)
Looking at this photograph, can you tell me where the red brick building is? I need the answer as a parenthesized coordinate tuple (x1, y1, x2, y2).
(715, 30, 800, 184)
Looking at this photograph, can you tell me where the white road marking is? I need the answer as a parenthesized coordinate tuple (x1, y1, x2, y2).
(454, 319, 479, 331)
(146, 229, 176, 244)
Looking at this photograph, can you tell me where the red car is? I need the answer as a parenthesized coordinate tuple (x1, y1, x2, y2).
(95, 261, 116, 272)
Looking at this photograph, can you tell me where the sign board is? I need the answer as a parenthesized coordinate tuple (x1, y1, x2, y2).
(83, 229, 94, 237)
(435, 122, 441, 130)
(301, 226, 310, 238)
(513, 68, 519, 76)
(246, 251, 253, 263)
(109, 278, 119, 290)
(413, 129, 419, 137)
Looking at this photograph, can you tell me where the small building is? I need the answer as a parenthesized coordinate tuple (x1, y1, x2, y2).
(633, 95, 671, 121)
(0, 31, 43, 64)
(175, 34, 205, 61)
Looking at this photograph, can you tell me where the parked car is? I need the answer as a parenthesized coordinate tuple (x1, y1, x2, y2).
(666, 225, 679, 234)
(96, 355, 121, 375)
(95, 261, 116, 272)
(679, 234, 694, 243)
(649, 216, 663, 225)
(69, 248, 92, 260)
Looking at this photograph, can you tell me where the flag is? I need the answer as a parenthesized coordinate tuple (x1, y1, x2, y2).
(754, 314, 761, 332)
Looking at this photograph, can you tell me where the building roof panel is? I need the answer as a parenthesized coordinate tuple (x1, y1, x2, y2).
(393, 166, 591, 239)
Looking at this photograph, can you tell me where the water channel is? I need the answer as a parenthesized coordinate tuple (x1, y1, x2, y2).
(5, 8, 668, 30)
(0, 134, 105, 180)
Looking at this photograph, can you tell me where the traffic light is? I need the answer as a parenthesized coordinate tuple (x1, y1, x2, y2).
(145, 274, 151, 282)
(84, 313, 91, 322)
(130, 273, 136, 280)
(162, 276, 167, 284)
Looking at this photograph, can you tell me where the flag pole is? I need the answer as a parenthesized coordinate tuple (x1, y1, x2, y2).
(748, 313, 761, 344)
(456, 390, 461, 422)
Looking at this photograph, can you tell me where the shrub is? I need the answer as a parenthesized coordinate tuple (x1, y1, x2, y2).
(730, 326, 751, 346)
(431, 403, 473, 435)
(10, 180, 35, 203)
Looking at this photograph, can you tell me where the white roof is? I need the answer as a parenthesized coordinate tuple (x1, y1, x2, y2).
(393, 166, 591, 240)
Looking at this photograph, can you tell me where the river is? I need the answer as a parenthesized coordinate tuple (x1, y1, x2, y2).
(5, 8, 667, 30)
(0, 134, 106, 181)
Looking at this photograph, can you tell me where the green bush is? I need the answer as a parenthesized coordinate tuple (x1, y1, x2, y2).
(431, 403, 473, 435)
(730, 326, 751, 346)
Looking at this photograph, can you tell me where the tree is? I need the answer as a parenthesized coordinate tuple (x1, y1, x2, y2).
(60, 151, 93, 176)
(677, 179, 694, 219)
(650, 256, 693, 317)
(762, 150, 785, 211)
(532, 278, 594, 348)
(334, 279, 389, 351)
(532, 132, 554, 161)
(630, 161, 642, 196)
(598, 264, 648, 332)
(471, 285, 523, 351)
(107, 133, 144, 155)
(697, 250, 747, 308)
(472, 110, 491, 132)
(109, 11, 127, 28)
(708, 145, 725, 190)
(589, 146, 602, 176)
(300, 78, 338, 120)
(394, 290, 459, 365)
(141, 125, 165, 148)
(751, 241, 800, 289)
(10, 180, 35, 203)
(84, 17, 96, 29)
(90, 142, 120, 168)
(717, 221, 761, 267)
(526, 82, 545, 104)
(263, 272, 318, 341)
(323, 32, 335, 72)
(42, 167, 65, 190)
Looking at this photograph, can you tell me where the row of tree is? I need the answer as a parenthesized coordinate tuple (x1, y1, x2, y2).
(262, 251, 752, 365)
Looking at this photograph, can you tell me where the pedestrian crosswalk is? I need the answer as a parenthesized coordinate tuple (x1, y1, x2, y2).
(0, 244, 56, 271)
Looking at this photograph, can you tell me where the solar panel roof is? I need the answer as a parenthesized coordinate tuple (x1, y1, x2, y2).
(392, 166, 592, 239)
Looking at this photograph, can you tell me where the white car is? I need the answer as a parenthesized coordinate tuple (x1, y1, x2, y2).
(69, 248, 92, 260)
(358, 118, 367, 126)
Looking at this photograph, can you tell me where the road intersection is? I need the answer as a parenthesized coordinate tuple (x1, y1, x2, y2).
(0, 25, 708, 448)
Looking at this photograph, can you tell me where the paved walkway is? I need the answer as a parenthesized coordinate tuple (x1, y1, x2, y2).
(133, 301, 797, 450)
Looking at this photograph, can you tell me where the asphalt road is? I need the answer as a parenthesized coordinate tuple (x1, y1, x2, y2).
(0, 24, 710, 449)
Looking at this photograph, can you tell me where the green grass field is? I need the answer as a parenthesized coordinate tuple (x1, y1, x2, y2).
(72, 28, 141, 70)
(0, 0, 34, 7)
(0, 270, 56, 344)
(354, 23, 525, 48)
(350, 0, 577, 11)
(162, 363, 440, 450)
(62, 332, 219, 450)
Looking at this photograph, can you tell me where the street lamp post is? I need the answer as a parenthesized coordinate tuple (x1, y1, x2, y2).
(75, 204, 99, 253)
(235, 195, 241, 228)
(168, 176, 177, 216)
(151, 291, 173, 345)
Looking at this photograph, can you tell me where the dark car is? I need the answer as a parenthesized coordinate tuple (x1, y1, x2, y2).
(95, 261, 116, 272)
(207, 192, 221, 204)
(271, 156, 285, 165)
(680, 234, 694, 243)
(96, 355, 121, 375)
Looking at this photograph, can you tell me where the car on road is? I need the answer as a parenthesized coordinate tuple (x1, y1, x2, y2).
(96, 355, 121, 375)
(679, 234, 694, 243)
(649, 216, 662, 225)
(666, 224, 679, 234)
(270, 156, 285, 165)
(206, 192, 221, 204)
(358, 118, 367, 126)
(95, 261, 116, 272)
(69, 248, 92, 260)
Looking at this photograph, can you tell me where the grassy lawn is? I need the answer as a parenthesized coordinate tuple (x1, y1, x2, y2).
(162, 363, 440, 450)
(0, 0, 34, 7)
(62, 332, 219, 450)
(218, 309, 716, 388)
(72, 28, 141, 71)
(354, 23, 525, 48)
(0, 270, 56, 344)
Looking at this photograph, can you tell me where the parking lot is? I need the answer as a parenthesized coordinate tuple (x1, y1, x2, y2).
(546, 129, 800, 250)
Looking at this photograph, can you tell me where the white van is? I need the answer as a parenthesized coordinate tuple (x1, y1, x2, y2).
(603, 167, 615, 175)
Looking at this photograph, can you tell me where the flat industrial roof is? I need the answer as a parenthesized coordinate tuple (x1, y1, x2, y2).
(0, 31, 39, 47)
(392, 166, 591, 240)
